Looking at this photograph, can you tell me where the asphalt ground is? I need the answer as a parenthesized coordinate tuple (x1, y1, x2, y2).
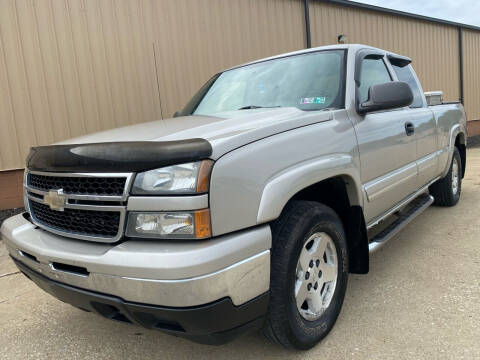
(1, 148, 479, 359)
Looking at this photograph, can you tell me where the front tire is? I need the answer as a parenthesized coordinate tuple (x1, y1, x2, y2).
(429, 147, 462, 206)
(263, 201, 348, 350)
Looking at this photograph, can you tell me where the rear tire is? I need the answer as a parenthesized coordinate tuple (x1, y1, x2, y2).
(263, 201, 348, 350)
(429, 147, 462, 206)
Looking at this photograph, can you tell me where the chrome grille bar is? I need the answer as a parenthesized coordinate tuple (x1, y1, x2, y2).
(24, 170, 134, 243)
(26, 170, 134, 202)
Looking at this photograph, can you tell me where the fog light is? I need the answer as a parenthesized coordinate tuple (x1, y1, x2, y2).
(126, 210, 211, 239)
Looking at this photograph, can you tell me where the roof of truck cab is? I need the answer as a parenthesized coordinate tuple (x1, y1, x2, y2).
(226, 44, 404, 71)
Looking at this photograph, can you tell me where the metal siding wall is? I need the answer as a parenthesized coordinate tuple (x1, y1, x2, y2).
(150, 0, 305, 118)
(0, 0, 163, 170)
(0, 0, 305, 170)
(310, 1, 461, 104)
(462, 29, 480, 121)
(1, 0, 479, 172)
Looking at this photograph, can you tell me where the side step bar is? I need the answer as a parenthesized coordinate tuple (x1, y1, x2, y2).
(369, 193, 434, 253)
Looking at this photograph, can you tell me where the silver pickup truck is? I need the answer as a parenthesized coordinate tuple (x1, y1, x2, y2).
(1, 44, 467, 349)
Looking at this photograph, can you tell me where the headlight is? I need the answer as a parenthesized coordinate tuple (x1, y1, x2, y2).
(126, 209, 211, 239)
(132, 160, 213, 195)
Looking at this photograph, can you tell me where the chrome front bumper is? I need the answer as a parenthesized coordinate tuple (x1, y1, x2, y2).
(1, 214, 271, 307)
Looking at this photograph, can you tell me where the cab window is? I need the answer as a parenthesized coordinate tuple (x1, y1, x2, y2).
(359, 58, 392, 103)
(391, 64, 424, 108)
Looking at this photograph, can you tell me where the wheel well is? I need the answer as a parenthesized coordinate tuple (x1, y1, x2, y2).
(289, 177, 369, 274)
(455, 134, 466, 178)
(291, 177, 351, 222)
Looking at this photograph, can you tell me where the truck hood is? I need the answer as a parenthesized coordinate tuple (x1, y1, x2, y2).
(56, 108, 333, 159)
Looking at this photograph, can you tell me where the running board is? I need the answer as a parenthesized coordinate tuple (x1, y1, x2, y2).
(369, 193, 434, 253)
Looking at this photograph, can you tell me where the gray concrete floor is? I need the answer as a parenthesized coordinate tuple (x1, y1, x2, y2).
(1, 149, 480, 360)
(0, 208, 24, 229)
(469, 135, 480, 148)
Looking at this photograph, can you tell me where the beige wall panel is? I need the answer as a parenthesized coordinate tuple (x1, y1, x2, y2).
(463, 29, 480, 121)
(49, 0, 88, 137)
(122, 0, 161, 124)
(2, 0, 476, 172)
(310, 2, 461, 103)
(14, 0, 55, 146)
(0, 0, 165, 170)
(81, 0, 117, 131)
(0, 0, 304, 170)
(96, 0, 136, 129)
(33, 0, 73, 142)
(151, 0, 306, 117)
(64, 0, 102, 134)
(0, 17, 22, 170)
(0, 0, 41, 168)
(107, 0, 156, 127)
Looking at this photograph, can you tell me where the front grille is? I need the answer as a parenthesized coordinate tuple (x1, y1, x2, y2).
(29, 200, 121, 238)
(25, 171, 131, 242)
(28, 173, 127, 196)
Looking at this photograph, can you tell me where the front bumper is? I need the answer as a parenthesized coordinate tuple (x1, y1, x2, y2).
(1, 214, 271, 307)
(1, 213, 272, 342)
(13, 258, 269, 345)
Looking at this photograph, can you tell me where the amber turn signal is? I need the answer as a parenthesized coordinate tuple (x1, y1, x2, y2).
(196, 160, 214, 193)
(194, 209, 211, 239)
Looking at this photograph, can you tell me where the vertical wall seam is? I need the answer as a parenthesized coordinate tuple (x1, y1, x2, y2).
(82, 0, 102, 132)
(152, 42, 164, 120)
(0, 26, 22, 167)
(458, 27, 464, 104)
(48, 0, 72, 139)
(111, 0, 132, 124)
(95, 0, 117, 128)
(13, 0, 40, 146)
(138, 2, 159, 120)
(149, 0, 166, 118)
(151, 0, 175, 117)
(124, 1, 144, 122)
(65, 0, 87, 134)
(304, 0, 311, 48)
(32, 0, 56, 142)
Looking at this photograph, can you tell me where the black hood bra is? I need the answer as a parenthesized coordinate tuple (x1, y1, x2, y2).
(27, 139, 212, 173)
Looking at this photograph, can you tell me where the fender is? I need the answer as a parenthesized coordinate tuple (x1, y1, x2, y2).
(440, 124, 465, 178)
(257, 153, 363, 224)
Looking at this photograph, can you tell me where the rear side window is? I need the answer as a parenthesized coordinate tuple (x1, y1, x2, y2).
(358, 58, 392, 103)
(391, 64, 424, 108)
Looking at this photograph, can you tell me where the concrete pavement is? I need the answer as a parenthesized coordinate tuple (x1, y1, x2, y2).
(1, 148, 479, 360)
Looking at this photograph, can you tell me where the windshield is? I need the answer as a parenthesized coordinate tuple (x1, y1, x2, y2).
(183, 50, 345, 116)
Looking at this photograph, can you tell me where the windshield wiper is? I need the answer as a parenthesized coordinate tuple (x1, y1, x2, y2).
(238, 105, 281, 110)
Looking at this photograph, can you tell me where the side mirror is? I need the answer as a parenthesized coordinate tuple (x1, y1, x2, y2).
(173, 111, 181, 118)
(358, 81, 413, 115)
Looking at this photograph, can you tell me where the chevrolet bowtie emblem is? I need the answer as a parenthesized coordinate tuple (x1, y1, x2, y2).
(44, 189, 66, 211)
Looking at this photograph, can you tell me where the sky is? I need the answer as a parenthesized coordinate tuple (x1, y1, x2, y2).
(355, 0, 480, 27)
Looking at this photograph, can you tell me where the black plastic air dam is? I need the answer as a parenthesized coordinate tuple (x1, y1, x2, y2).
(26, 139, 213, 173)
(12, 257, 269, 345)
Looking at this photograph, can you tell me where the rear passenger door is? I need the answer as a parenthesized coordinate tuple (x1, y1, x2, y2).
(390, 62, 438, 187)
(352, 53, 418, 224)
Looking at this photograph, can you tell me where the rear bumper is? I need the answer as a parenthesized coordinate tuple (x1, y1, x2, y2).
(13, 258, 269, 345)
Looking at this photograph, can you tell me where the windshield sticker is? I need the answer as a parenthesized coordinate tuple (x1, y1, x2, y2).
(300, 97, 326, 104)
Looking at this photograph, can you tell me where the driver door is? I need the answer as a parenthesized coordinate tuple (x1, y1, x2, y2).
(353, 56, 418, 224)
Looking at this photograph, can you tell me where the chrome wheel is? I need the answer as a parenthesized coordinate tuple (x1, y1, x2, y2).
(295, 232, 338, 321)
(452, 157, 459, 195)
